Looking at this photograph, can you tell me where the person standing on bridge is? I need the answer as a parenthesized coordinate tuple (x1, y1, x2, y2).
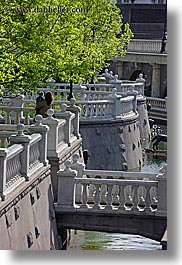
(35, 91, 54, 118)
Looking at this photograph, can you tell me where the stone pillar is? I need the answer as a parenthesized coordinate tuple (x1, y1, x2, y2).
(156, 164, 167, 216)
(28, 115, 49, 166)
(0, 148, 8, 200)
(67, 98, 81, 139)
(71, 153, 85, 203)
(151, 64, 160, 97)
(102, 69, 111, 84)
(10, 124, 31, 181)
(137, 97, 151, 143)
(42, 109, 66, 157)
(97, 76, 106, 84)
(55, 104, 75, 146)
(117, 61, 123, 80)
(57, 160, 77, 207)
(10, 94, 24, 121)
(127, 85, 138, 114)
(73, 84, 86, 100)
(108, 90, 122, 118)
(109, 75, 123, 92)
(136, 73, 146, 96)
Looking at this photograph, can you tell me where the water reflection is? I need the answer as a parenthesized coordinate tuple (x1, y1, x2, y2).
(68, 231, 162, 250)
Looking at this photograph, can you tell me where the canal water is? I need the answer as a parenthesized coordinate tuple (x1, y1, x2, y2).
(68, 127, 167, 251)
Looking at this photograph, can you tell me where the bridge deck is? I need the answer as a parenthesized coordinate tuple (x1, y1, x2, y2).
(55, 206, 167, 242)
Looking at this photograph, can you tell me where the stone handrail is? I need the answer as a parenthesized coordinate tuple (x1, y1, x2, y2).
(29, 133, 42, 172)
(120, 96, 135, 116)
(146, 97, 167, 110)
(0, 123, 49, 200)
(57, 161, 161, 214)
(83, 169, 156, 180)
(127, 39, 167, 54)
(5, 144, 24, 189)
(57, 159, 167, 216)
(77, 100, 114, 120)
(0, 95, 137, 124)
(74, 177, 158, 213)
(0, 105, 35, 125)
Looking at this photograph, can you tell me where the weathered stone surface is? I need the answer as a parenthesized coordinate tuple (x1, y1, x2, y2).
(0, 167, 59, 250)
(80, 116, 143, 171)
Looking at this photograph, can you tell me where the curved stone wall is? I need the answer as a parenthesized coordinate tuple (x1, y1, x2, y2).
(80, 114, 143, 171)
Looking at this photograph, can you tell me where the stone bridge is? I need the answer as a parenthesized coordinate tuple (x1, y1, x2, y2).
(55, 158, 167, 247)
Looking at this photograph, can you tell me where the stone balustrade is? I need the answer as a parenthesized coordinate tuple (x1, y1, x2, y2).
(146, 97, 167, 110)
(127, 39, 167, 54)
(57, 160, 167, 215)
(0, 95, 138, 125)
(0, 76, 146, 125)
(0, 122, 48, 201)
(0, 105, 35, 125)
(54, 104, 76, 147)
(78, 100, 114, 120)
(74, 177, 158, 212)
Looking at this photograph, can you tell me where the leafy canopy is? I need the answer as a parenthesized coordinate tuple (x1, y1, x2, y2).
(0, 0, 133, 93)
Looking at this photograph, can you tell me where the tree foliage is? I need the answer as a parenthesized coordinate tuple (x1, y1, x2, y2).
(0, 0, 133, 93)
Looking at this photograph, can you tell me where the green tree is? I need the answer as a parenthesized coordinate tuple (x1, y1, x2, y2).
(0, 0, 133, 95)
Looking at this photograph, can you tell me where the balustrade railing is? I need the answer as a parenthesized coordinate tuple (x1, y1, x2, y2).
(0, 77, 146, 124)
(127, 39, 167, 54)
(29, 133, 42, 172)
(57, 160, 168, 215)
(78, 100, 114, 120)
(146, 97, 167, 110)
(0, 122, 48, 200)
(5, 144, 24, 189)
(0, 94, 137, 124)
(0, 106, 35, 125)
(74, 177, 158, 212)
(120, 96, 134, 116)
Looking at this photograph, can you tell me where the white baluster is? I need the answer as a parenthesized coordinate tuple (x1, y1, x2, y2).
(144, 186, 152, 212)
(105, 184, 113, 210)
(118, 185, 125, 211)
(93, 184, 101, 209)
(112, 184, 119, 207)
(131, 185, 139, 211)
(80, 183, 88, 209)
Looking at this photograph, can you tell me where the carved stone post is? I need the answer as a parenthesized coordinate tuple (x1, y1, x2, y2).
(57, 160, 77, 208)
(42, 109, 66, 157)
(10, 124, 31, 181)
(136, 73, 146, 96)
(73, 84, 86, 100)
(10, 94, 24, 120)
(28, 115, 49, 166)
(127, 85, 138, 114)
(108, 89, 122, 118)
(156, 164, 167, 216)
(0, 148, 8, 200)
(55, 104, 75, 146)
(67, 98, 81, 139)
(102, 69, 111, 84)
(109, 75, 123, 92)
(71, 153, 85, 203)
